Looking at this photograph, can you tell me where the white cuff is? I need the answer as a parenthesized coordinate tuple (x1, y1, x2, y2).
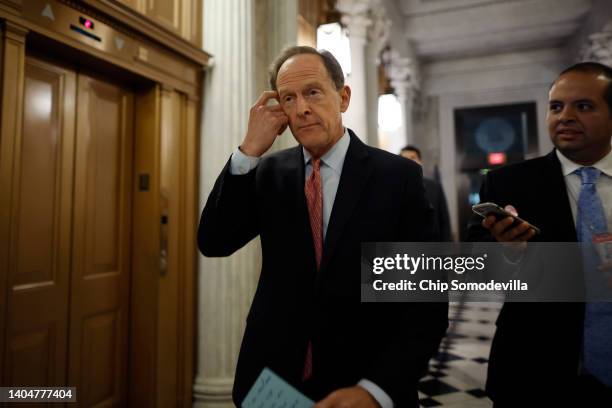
(229, 147, 261, 175)
(358, 379, 394, 408)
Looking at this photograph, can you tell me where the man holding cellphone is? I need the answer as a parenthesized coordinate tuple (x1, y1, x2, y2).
(467, 62, 612, 406)
(199, 46, 448, 407)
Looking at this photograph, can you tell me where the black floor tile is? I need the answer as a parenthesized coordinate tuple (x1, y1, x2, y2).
(433, 351, 464, 362)
(419, 397, 443, 407)
(466, 388, 488, 398)
(446, 332, 468, 339)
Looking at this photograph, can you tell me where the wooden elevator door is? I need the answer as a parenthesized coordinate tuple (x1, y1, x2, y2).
(4, 55, 134, 407)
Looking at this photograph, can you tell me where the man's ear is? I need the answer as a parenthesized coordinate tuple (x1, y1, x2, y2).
(339, 85, 351, 113)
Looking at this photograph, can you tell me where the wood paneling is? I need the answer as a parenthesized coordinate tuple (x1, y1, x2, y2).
(17, 62, 65, 285)
(297, 14, 316, 47)
(0, 23, 27, 379)
(7, 329, 54, 386)
(180, 95, 198, 407)
(157, 87, 181, 407)
(68, 73, 133, 406)
(298, 0, 329, 46)
(147, 0, 181, 34)
(130, 84, 161, 407)
(114, 0, 202, 47)
(120, 0, 144, 12)
(80, 312, 120, 405)
(2, 54, 75, 388)
(129, 86, 198, 408)
(299, 0, 322, 27)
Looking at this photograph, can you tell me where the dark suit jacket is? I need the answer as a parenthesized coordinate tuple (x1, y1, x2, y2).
(466, 150, 585, 404)
(423, 178, 452, 242)
(199, 130, 448, 407)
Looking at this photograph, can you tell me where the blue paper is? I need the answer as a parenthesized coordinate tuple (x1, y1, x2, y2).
(242, 367, 314, 408)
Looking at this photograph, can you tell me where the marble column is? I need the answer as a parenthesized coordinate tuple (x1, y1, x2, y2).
(266, 0, 298, 61)
(337, 0, 372, 142)
(194, 1, 298, 407)
(364, 2, 390, 148)
(265, 0, 299, 152)
(194, 1, 259, 407)
(387, 52, 418, 147)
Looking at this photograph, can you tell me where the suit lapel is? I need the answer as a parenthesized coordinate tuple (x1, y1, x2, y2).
(539, 150, 577, 241)
(319, 130, 373, 276)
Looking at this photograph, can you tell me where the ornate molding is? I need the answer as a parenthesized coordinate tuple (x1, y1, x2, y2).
(336, 0, 391, 61)
(2, 19, 28, 42)
(580, 20, 612, 66)
(193, 377, 234, 403)
(341, 13, 372, 39)
(336, 0, 391, 47)
(337, 0, 373, 39)
(385, 49, 419, 94)
(369, 0, 391, 57)
(336, 0, 372, 17)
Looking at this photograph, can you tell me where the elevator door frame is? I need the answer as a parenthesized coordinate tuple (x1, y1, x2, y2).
(0, 21, 198, 407)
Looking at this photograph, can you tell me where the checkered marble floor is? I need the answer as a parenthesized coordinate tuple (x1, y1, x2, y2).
(418, 300, 502, 408)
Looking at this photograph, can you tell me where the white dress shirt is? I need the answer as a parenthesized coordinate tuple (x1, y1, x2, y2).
(229, 129, 394, 408)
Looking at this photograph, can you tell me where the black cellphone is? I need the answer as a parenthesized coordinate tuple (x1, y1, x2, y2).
(472, 202, 541, 235)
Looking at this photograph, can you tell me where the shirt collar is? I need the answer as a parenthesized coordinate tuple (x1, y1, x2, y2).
(303, 128, 350, 174)
(556, 148, 612, 178)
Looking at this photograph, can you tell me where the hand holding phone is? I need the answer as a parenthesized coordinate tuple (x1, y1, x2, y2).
(472, 202, 541, 236)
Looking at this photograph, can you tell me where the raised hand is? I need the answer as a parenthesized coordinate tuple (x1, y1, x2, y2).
(240, 91, 289, 157)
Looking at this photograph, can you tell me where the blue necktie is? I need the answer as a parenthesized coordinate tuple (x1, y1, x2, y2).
(576, 166, 612, 386)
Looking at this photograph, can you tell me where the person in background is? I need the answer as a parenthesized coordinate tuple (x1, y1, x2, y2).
(466, 62, 612, 406)
(401, 146, 452, 241)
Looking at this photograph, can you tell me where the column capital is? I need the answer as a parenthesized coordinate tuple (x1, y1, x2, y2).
(337, 0, 373, 39)
(580, 20, 612, 66)
(340, 14, 372, 39)
(387, 51, 419, 95)
(336, 0, 373, 16)
(369, 3, 391, 57)
(337, 0, 390, 47)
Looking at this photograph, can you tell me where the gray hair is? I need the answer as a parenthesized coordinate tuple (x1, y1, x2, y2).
(269, 46, 345, 91)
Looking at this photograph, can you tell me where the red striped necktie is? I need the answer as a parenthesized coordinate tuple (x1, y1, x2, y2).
(302, 158, 323, 381)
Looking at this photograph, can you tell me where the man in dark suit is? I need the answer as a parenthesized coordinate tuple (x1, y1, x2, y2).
(400, 146, 452, 241)
(199, 46, 448, 407)
(466, 62, 612, 406)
